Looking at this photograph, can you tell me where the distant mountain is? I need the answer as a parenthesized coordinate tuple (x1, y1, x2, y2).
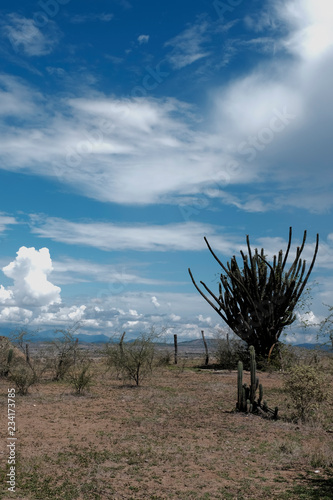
(295, 343, 332, 351)
(0, 329, 112, 344)
(0, 327, 15, 338)
(178, 338, 219, 348)
(0, 327, 331, 350)
(38, 332, 112, 343)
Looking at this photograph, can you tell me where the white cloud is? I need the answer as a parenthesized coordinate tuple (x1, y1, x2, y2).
(0, 1, 332, 215)
(0, 286, 13, 303)
(138, 34, 149, 44)
(0, 74, 41, 117)
(276, 0, 333, 60)
(151, 296, 160, 308)
(208, 0, 333, 213)
(165, 19, 211, 69)
(0, 306, 32, 324)
(255, 233, 333, 270)
(0, 214, 17, 233)
(1, 247, 61, 308)
(51, 257, 169, 285)
(122, 320, 139, 330)
(0, 91, 239, 206)
(1, 14, 59, 56)
(32, 305, 86, 326)
(30, 216, 240, 254)
(129, 309, 141, 318)
(197, 314, 212, 325)
(296, 310, 319, 326)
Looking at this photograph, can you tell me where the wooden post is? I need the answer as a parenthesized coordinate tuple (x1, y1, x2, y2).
(119, 331, 126, 357)
(25, 343, 30, 365)
(74, 337, 78, 365)
(201, 330, 209, 366)
(174, 334, 178, 365)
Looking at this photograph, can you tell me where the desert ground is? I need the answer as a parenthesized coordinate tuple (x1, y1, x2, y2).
(0, 344, 332, 500)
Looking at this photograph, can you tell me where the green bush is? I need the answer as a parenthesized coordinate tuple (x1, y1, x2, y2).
(215, 338, 250, 369)
(9, 361, 38, 395)
(67, 359, 93, 395)
(105, 332, 155, 386)
(155, 349, 172, 367)
(284, 364, 328, 422)
(46, 328, 80, 381)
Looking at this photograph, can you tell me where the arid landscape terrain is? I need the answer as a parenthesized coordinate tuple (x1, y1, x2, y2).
(1, 341, 332, 500)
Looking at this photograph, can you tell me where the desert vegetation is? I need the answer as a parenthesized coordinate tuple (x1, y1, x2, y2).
(0, 328, 332, 500)
(189, 227, 319, 359)
(1, 228, 332, 499)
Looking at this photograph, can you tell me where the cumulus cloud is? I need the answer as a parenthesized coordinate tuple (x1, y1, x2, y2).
(296, 310, 319, 326)
(151, 296, 160, 308)
(0, 286, 13, 302)
(0, 248, 95, 328)
(1, 247, 61, 308)
(0, 306, 32, 324)
(197, 314, 212, 325)
(87, 291, 220, 339)
(32, 305, 86, 325)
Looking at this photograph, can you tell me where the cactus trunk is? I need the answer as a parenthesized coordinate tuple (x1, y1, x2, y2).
(235, 346, 277, 419)
(237, 361, 243, 410)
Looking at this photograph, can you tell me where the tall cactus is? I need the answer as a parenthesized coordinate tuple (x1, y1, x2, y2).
(189, 227, 319, 358)
(3, 348, 14, 377)
(249, 346, 257, 404)
(7, 348, 13, 366)
(237, 360, 243, 411)
(236, 346, 278, 419)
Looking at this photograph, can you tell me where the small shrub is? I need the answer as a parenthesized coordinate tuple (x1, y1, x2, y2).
(67, 360, 93, 395)
(0, 347, 14, 377)
(155, 350, 172, 367)
(257, 342, 298, 372)
(105, 331, 156, 386)
(284, 364, 328, 422)
(215, 338, 249, 369)
(9, 362, 38, 395)
(309, 441, 333, 469)
(47, 327, 80, 381)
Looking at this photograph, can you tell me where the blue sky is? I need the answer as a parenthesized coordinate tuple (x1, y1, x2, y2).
(0, 0, 332, 342)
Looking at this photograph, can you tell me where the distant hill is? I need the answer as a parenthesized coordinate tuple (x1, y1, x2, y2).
(0, 327, 331, 351)
(0, 328, 111, 344)
(37, 332, 112, 343)
(294, 343, 332, 351)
